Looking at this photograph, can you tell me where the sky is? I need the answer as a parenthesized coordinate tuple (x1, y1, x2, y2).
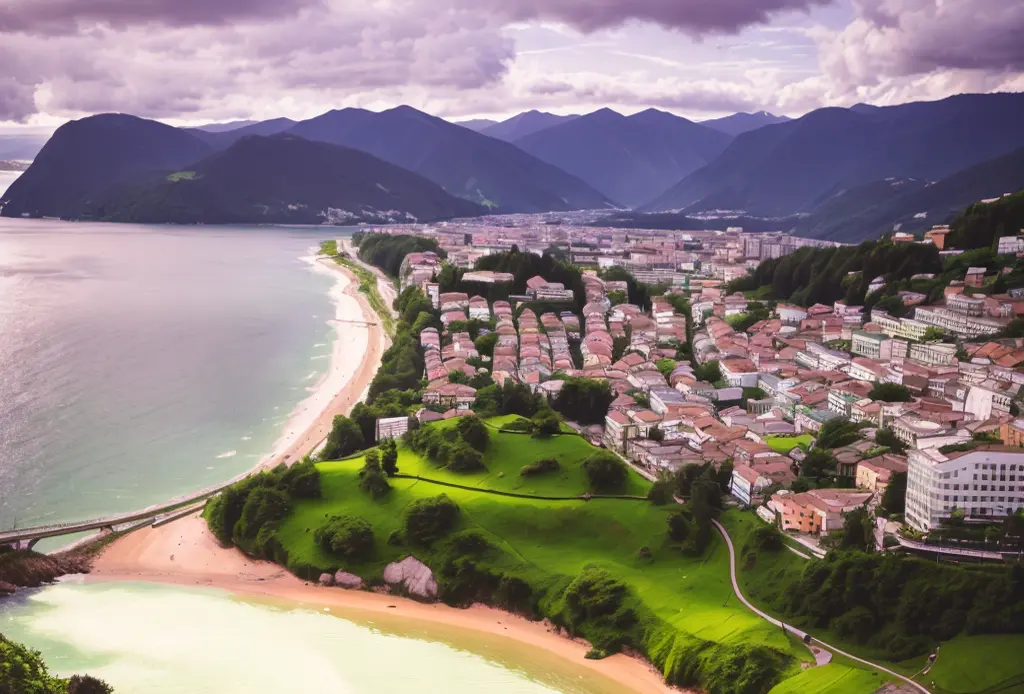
(0, 0, 1022, 133)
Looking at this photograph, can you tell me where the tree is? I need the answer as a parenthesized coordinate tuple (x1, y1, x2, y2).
(583, 452, 629, 492)
(648, 475, 676, 505)
(314, 515, 375, 559)
(715, 460, 735, 493)
(530, 407, 562, 438)
(694, 360, 722, 384)
(359, 450, 391, 498)
(815, 419, 862, 449)
(875, 428, 907, 453)
(448, 442, 486, 472)
(830, 506, 875, 553)
(880, 471, 908, 515)
(667, 512, 691, 541)
(456, 414, 490, 452)
(320, 415, 364, 460)
(869, 382, 912, 403)
(800, 450, 838, 481)
(552, 377, 614, 425)
(921, 327, 946, 343)
(675, 463, 708, 497)
(655, 358, 676, 379)
(474, 332, 498, 358)
(0, 634, 112, 694)
(403, 494, 460, 545)
(380, 438, 399, 477)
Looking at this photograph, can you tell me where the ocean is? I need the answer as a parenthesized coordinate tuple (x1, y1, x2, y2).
(0, 581, 628, 694)
(0, 219, 345, 529)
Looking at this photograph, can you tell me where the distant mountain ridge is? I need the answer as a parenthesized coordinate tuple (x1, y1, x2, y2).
(1, 113, 212, 219)
(286, 105, 614, 213)
(481, 111, 579, 142)
(80, 133, 482, 224)
(700, 111, 790, 136)
(513, 107, 732, 207)
(644, 93, 1024, 216)
(189, 118, 297, 147)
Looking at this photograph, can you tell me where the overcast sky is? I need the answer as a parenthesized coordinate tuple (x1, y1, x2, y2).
(1, 0, 1022, 132)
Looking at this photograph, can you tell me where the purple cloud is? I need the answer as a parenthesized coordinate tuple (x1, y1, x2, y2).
(0, 0, 320, 34)
(475, 0, 835, 34)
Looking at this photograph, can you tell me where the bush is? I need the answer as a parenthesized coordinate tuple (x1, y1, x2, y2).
(746, 525, 783, 553)
(320, 415, 364, 460)
(359, 450, 391, 498)
(314, 515, 375, 560)
(530, 408, 562, 438)
(667, 512, 691, 542)
(447, 442, 486, 472)
(520, 457, 561, 477)
(379, 438, 399, 477)
(583, 452, 628, 493)
(281, 459, 321, 498)
(234, 486, 290, 546)
(404, 495, 460, 546)
(456, 415, 490, 452)
(647, 478, 675, 505)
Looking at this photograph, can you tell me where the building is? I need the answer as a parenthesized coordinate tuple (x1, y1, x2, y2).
(719, 358, 759, 388)
(421, 382, 477, 409)
(965, 267, 986, 288)
(730, 464, 770, 505)
(914, 306, 1004, 339)
(997, 234, 1023, 255)
(909, 342, 957, 366)
(376, 416, 410, 441)
(946, 294, 986, 317)
(1001, 419, 1024, 448)
(905, 446, 1024, 531)
(851, 330, 888, 359)
(870, 309, 930, 342)
(770, 489, 873, 534)
(856, 454, 908, 494)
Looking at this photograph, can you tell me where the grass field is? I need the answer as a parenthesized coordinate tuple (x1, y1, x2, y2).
(274, 417, 819, 690)
(924, 634, 1024, 694)
(765, 435, 813, 453)
(767, 664, 886, 694)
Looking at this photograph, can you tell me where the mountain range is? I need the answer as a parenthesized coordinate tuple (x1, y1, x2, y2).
(513, 108, 731, 207)
(4, 93, 1024, 238)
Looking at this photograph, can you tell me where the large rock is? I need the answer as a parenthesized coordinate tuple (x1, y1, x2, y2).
(334, 571, 364, 589)
(383, 556, 438, 599)
(318, 572, 334, 586)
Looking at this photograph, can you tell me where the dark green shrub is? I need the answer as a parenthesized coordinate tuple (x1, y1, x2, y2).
(320, 414, 364, 460)
(457, 415, 490, 451)
(530, 408, 562, 438)
(404, 494, 460, 545)
(667, 512, 691, 542)
(234, 486, 290, 545)
(582, 452, 628, 492)
(281, 459, 321, 498)
(647, 478, 675, 505)
(314, 515, 375, 559)
(447, 442, 485, 472)
(520, 457, 560, 476)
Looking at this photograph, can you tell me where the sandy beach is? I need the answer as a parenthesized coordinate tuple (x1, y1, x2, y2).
(91, 513, 679, 694)
(265, 252, 389, 467)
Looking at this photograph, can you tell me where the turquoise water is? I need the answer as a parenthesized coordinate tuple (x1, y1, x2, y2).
(0, 219, 348, 529)
(0, 582, 627, 694)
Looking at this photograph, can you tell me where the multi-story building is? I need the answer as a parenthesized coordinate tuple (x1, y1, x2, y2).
(946, 294, 986, 317)
(913, 306, 1004, 339)
(1000, 419, 1024, 448)
(909, 342, 957, 366)
(870, 310, 930, 342)
(851, 330, 887, 359)
(906, 447, 1024, 531)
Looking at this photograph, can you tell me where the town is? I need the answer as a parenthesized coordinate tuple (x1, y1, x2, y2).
(363, 216, 1024, 559)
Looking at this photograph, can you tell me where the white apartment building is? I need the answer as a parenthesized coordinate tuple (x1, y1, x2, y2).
(914, 306, 1004, 339)
(906, 447, 1024, 531)
(851, 330, 886, 359)
(946, 294, 986, 317)
(909, 342, 957, 366)
(870, 310, 930, 342)
(997, 235, 1024, 255)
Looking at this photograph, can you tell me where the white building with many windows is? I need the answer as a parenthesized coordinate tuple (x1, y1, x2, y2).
(906, 447, 1024, 531)
(913, 306, 1004, 339)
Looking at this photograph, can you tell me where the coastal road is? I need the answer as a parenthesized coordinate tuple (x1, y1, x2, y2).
(711, 519, 931, 694)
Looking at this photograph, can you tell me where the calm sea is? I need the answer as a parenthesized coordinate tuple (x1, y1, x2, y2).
(0, 219, 345, 529)
(0, 581, 629, 694)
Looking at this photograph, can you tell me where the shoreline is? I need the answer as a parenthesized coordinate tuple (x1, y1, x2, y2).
(89, 513, 679, 694)
(261, 250, 389, 467)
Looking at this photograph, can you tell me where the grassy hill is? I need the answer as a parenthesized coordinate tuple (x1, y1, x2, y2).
(250, 416, 886, 694)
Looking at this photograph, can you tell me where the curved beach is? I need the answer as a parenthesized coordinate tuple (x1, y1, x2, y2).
(90, 513, 678, 694)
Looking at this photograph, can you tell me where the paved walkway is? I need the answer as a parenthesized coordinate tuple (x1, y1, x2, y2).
(711, 519, 931, 694)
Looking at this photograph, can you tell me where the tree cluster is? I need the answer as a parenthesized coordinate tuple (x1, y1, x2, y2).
(315, 515, 375, 559)
(356, 233, 444, 277)
(0, 634, 112, 694)
(552, 377, 614, 425)
(582, 452, 629, 493)
(403, 494, 460, 546)
(406, 417, 488, 473)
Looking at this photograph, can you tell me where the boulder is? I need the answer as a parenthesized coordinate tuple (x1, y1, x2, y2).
(383, 556, 438, 599)
(0, 581, 16, 596)
(334, 571, 364, 589)
(318, 572, 334, 586)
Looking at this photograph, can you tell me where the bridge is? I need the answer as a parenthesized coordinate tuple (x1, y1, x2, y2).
(0, 466, 255, 550)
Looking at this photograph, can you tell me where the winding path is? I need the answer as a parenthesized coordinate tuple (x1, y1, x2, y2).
(711, 519, 931, 694)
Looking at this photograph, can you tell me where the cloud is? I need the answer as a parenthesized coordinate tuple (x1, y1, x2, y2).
(472, 0, 835, 35)
(819, 0, 1024, 88)
(0, 0, 320, 34)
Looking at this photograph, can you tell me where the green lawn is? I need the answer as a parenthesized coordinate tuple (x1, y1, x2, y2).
(765, 435, 813, 453)
(925, 634, 1024, 694)
(275, 419, 813, 690)
(768, 664, 886, 694)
